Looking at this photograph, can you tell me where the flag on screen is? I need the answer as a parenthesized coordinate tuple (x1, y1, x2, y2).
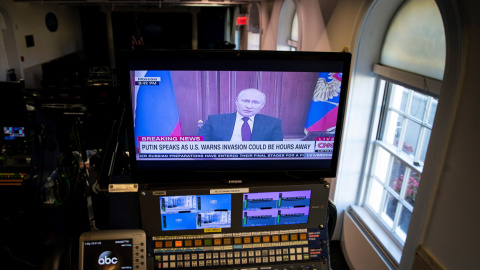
(304, 72, 342, 133)
(134, 70, 182, 142)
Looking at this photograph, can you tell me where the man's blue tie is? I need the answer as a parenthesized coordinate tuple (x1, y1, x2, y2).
(241, 117, 251, 141)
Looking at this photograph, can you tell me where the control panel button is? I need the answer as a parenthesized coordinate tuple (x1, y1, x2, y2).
(234, 237, 242, 244)
(262, 236, 271, 243)
(223, 238, 232, 245)
(203, 239, 212, 246)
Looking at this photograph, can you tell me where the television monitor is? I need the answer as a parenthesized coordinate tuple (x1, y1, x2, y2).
(139, 181, 329, 237)
(0, 80, 29, 146)
(121, 50, 351, 182)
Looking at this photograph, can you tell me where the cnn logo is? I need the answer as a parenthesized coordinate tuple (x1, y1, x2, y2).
(317, 142, 333, 148)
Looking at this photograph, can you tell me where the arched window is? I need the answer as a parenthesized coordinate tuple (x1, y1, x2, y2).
(247, 4, 260, 50)
(337, 0, 447, 266)
(0, 4, 20, 82)
(277, 0, 298, 51)
(380, 0, 445, 80)
(364, 0, 445, 245)
(288, 12, 298, 51)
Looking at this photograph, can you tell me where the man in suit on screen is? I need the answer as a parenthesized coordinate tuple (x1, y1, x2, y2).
(198, 88, 283, 141)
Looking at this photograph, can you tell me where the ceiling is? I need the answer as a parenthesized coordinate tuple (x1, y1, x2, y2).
(14, 0, 266, 6)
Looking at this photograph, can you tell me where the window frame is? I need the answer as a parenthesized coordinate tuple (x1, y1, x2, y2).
(336, 0, 462, 268)
(359, 68, 440, 250)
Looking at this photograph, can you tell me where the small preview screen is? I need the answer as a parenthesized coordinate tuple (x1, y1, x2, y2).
(242, 190, 311, 227)
(160, 194, 231, 231)
(3, 127, 25, 140)
(82, 239, 133, 270)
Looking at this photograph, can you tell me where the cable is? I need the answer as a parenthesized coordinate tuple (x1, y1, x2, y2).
(2, 246, 39, 268)
(53, 152, 81, 205)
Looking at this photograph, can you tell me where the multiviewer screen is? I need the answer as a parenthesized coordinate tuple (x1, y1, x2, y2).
(242, 191, 311, 227)
(159, 194, 232, 231)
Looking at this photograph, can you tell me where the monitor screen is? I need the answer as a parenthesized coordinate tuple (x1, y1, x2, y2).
(82, 239, 133, 269)
(159, 194, 232, 231)
(139, 182, 329, 236)
(242, 190, 311, 227)
(3, 126, 25, 141)
(122, 50, 351, 181)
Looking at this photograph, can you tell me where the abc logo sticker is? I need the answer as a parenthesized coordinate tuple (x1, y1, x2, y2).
(97, 251, 118, 270)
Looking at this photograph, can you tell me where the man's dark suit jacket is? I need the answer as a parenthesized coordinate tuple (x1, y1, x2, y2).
(198, 113, 283, 141)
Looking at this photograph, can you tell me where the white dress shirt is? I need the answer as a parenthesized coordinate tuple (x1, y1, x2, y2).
(230, 113, 255, 141)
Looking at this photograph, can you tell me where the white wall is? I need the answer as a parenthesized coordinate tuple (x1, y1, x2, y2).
(296, 0, 331, 51)
(1, 0, 83, 87)
(417, 0, 480, 268)
(331, 0, 480, 269)
(2, 0, 479, 268)
(260, 0, 282, 50)
(325, 0, 370, 52)
(259, 0, 480, 269)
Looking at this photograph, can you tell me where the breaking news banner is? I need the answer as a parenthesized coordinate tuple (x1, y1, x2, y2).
(135, 77, 161, 85)
(136, 137, 334, 159)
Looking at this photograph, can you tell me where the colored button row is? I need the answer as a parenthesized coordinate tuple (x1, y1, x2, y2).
(155, 248, 311, 269)
(155, 233, 307, 248)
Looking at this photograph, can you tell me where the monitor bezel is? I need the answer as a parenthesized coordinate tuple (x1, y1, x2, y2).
(120, 50, 351, 182)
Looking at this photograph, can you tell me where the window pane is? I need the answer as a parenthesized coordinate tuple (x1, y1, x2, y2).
(390, 85, 408, 113)
(382, 193, 397, 228)
(427, 99, 438, 126)
(379, 0, 446, 80)
(405, 171, 420, 206)
(397, 206, 412, 242)
(389, 158, 407, 195)
(247, 32, 260, 50)
(403, 119, 421, 157)
(419, 128, 432, 163)
(291, 12, 298, 41)
(367, 179, 384, 214)
(382, 111, 403, 146)
(408, 92, 427, 121)
(373, 147, 390, 182)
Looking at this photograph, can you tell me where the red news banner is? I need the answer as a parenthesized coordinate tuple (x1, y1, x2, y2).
(137, 137, 334, 159)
